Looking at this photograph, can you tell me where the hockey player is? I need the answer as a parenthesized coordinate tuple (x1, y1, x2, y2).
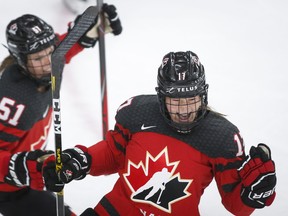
(0, 4, 122, 216)
(43, 51, 276, 215)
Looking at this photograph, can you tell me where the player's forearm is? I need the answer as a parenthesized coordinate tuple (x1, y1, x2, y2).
(88, 140, 124, 176)
(221, 183, 255, 216)
(56, 33, 84, 64)
(0, 150, 11, 182)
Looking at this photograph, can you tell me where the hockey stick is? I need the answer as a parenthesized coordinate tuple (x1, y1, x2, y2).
(96, 0, 109, 139)
(156, 183, 166, 204)
(51, 6, 99, 216)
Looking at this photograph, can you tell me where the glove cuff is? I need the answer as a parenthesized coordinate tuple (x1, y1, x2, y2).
(241, 185, 276, 208)
(6, 153, 26, 186)
(73, 145, 92, 174)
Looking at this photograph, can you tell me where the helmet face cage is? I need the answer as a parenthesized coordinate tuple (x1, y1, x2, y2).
(6, 14, 56, 84)
(156, 51, 209, 133)
(25, 46, 55, 85)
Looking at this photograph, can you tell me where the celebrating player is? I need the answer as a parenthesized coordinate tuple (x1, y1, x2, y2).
(0, 4, 122, 216)
(43, 51, 276, 216)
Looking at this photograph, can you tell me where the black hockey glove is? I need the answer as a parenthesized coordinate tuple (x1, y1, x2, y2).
(58, 145, 91, 183)
(4, 150, 53, 191)
(69, 3, 122, 48)
(238, 143, 276, 208)
(42, 156, 65, 192)
(102, 3, 123, 36)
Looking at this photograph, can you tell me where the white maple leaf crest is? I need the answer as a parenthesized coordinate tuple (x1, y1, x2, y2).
(123, 147, 193, 213)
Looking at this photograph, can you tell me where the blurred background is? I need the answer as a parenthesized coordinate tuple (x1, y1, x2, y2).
(1, 0, 287, 215)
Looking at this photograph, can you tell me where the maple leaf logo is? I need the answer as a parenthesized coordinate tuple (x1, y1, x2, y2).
(123, 147, 193, 213)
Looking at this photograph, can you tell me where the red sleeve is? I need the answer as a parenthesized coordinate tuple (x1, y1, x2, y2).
(221, 184, 254, 215)
(0, 122, 26, 150)
(56, 33, 85, 64)
(87, 123, 130, 176)
(0, 150, 11, 182)
(213, 157, 255, 215)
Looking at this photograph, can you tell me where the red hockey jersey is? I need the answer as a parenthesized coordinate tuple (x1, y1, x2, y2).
(88, 95, 255, 216)
(0, 33, 84, 192)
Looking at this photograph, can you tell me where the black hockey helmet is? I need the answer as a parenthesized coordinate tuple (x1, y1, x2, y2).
(6, 14, 56, 83)
(156, 51, 209, 133)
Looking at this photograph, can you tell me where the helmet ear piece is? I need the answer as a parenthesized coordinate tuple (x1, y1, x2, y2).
(7, 49, 26, 68)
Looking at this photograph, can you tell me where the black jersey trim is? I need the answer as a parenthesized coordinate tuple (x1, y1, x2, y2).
(112, 136, 126, 156)
(215, 160, 243, 172)
(0, 131, 20, 143)
(114, 125, 129, 142)
(99, 197, 120, 216)
(222, 182, 240, 193)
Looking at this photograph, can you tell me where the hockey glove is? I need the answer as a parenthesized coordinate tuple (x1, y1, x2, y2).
(4, 150, 53, 190)
(58, 145, 91, 183)
(102, 3, 123, 36)
(238, 143, 276, 208)
(42, 155, 65, 192)
(69, 3, 122, 48)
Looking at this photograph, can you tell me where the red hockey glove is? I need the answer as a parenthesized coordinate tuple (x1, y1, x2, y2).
(4, 150, 53, 190)
(58, 145, 91, 183)
(238, 143, 276, 208)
